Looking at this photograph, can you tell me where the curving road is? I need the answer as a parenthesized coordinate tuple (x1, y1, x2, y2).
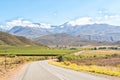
(15, 61, 113, 80)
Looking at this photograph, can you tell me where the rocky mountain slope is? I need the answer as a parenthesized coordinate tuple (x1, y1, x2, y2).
(33, 33, 114, 47)
(1, 19, 120, 42)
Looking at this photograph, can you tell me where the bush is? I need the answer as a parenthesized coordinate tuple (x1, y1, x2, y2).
(63, 61, 71, 66)
(93, 47, 97, 50)
(57, 55, 63, 62)
(70, 48, 77, 50)
(111, 53, 119, 57)
(98, 47, 107, 50)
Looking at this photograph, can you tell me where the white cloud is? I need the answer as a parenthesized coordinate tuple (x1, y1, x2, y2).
(39, 23, 51, 28)
(67, 15, 120, 26)
(96, 15, 120, 26)
(67, 17, 100, 26)
(1, 15, 120, 30)
(3, 18, 51, 30)
(103, 15, 120, 20)
(0, 25, 4, 29)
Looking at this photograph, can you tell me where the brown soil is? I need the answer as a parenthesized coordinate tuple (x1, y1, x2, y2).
(97, 57, 120, 66)
(0, 63, 27, 80)
(71, 57, 120, 66)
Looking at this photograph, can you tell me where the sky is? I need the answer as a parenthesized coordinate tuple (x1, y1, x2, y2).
(0, 0, 120, 26)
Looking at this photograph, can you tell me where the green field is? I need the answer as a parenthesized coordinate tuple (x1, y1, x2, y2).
(59, 50, 120, 61)
(0, 45, 78, 56)
(53, 49, 120, 77)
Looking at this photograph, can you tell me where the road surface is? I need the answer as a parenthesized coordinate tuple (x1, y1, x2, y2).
(15, 61, 114, 80)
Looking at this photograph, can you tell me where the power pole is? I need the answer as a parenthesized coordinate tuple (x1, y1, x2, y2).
(4, 50, 7, 71)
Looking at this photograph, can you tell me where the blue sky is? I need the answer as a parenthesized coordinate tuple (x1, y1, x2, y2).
(0, 0, 120, 25)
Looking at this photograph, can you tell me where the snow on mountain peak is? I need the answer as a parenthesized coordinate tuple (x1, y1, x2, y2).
(38, 23, 51, 29)
(67, 17, 100, 26)
(1, 18, 51, 30)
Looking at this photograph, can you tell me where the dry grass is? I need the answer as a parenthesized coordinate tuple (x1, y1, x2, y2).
(0, 56, 47, 78)
(72, 50, 120, 66)
(84, 50, 120, 54)
(78, 50, 120, 57)
(49, 61, 120, 77)
(54, 49, 120, 77)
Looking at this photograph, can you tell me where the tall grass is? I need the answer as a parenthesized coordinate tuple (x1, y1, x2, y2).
(50, 61, 120, 77)
(58, 50, 120, 61)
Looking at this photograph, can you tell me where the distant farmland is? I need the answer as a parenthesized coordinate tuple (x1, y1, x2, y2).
(0, 45, 78, 56)
(51, 49, 120, 77)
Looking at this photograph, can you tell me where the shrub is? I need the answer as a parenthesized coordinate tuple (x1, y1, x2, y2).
(57, 55, 63, 62)
(117, 64, 120, 68)
(70, 48, 77, 50)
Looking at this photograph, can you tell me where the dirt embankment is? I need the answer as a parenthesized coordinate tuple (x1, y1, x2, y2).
(0, 63, 27, 80)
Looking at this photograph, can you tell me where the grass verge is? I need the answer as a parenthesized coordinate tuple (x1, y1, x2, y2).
(49, 61, 120, 77)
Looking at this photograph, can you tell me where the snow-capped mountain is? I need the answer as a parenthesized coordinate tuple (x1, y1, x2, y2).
(58, 23, 120, 42)
(0, 19, 54, 38)
(7, 26, 52, 38)
(1, 18, 120, 42)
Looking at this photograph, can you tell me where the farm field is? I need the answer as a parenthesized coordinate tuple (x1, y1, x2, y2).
(0, 45, 78, 56)
(60, 50, 120, 62)
(51, 49, 120, 77)
(0, 45, 79, 78)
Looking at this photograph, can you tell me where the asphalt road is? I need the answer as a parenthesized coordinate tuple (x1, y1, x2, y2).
(15, 61, 111, 80)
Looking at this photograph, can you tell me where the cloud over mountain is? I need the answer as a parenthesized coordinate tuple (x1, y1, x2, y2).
(0, 17, 120, 42)
(1, 15, 120, 31)
(66, 15, 120, 26)
(1, 18, 51, 30)
(67, 17, 97, 26)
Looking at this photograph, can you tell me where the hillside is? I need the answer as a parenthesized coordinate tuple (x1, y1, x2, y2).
(0, 31, 39, 46)
(5, 23, 120, 42)
(0, 28, 2, 31)
(0, 18, 120, 42)
(7, 26, 51, 38)
(55, 24, 120, 42)
(33, 33, 114, 47)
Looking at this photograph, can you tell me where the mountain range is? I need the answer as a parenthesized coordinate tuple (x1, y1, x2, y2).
(34, 33, 116, 47)
(7, 26, 51, 38)
(0, 19, 120, 44)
